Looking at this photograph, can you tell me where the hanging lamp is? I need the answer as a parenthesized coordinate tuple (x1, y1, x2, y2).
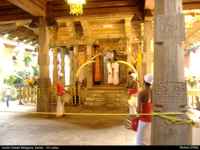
(65, 0, 86, 16)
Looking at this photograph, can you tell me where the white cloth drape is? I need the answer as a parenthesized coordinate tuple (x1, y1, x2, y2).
(107, 62, 113, 84)
(112, 62, 119, 85)
(56, 96, 64, 117)
(136, 120, 151, 145)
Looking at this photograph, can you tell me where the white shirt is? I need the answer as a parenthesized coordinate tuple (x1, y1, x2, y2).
(5, 88, 11, 96)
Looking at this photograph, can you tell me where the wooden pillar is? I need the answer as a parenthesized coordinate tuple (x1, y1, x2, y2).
(71, 45, 79, 104)
(69, 48, 74, 85)
(73, 45, 78, 82)
(152, 0, 191, 145)
(86, 44, 93, 88)
(144, 16, 153, 74)
(61, 48, 65, 85)
(37, 17, 51, 112)
(52, 48, 58, 104)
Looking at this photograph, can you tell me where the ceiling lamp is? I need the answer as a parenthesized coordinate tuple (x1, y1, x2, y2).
(65, 0, 86, 16)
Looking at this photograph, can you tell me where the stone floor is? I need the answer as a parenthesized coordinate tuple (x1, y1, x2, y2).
(1, 101, 200, 145)
(0, 112, 135, 145)
(0, 101, 36, 112)
(0, 100, 129, 114)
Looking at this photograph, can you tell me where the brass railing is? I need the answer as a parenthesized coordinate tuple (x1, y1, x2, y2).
(16, 85, 38, 104)
(188, 89, 200, 110)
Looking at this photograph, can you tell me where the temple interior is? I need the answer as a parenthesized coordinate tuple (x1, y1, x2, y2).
(0, 0, 200, 145)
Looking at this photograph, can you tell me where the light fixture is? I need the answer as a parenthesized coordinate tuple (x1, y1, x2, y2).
(65, 0, 86, 16)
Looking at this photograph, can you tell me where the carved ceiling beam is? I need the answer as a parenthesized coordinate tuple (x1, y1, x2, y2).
(7, 0, 46, 16)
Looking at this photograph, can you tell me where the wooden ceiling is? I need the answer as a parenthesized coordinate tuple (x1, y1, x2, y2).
(0, 0, 32, 22)
(0, 0, 200, 47)
(0, 0, 145, 22)
(0, 0, 145, 47)
(47, 0, 144, 18)
(0, 0, 199, 23)
(183, 0, 200, 10)
(144, 0, 200, 10)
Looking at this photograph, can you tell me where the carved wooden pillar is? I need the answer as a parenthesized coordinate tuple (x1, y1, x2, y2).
(124, 18, 133, 65)
(126, 39, 133, 65)
(132, 20, 143, 81)
(152, 0, 191, 145)
(37, 17, 51, 112)
(144, 16, 153, 74)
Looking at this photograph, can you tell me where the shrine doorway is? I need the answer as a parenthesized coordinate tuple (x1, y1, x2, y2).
(92, 51, 128, 87)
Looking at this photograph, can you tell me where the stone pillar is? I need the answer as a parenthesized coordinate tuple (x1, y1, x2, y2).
(86, 44, 93, 88)
(144, 16, 153, 74)
(37, 17, 51, 112)
(152, 0, 191, 145)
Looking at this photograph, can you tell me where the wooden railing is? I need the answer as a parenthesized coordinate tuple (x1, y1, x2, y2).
(16, 85, 38, 104)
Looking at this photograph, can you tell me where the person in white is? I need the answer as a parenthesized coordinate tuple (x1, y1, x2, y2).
(136, 74, 153, 145)
(112, 59, 119, 85)
(128, 73, 138, 115)
(107, 58, 113, 84)
(5, 86, 11, 107)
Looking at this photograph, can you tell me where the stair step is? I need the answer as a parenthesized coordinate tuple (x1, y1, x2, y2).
(85, 87, 129, 107)
(88, 86, 126, 90)
(86, 98, 105, 101)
